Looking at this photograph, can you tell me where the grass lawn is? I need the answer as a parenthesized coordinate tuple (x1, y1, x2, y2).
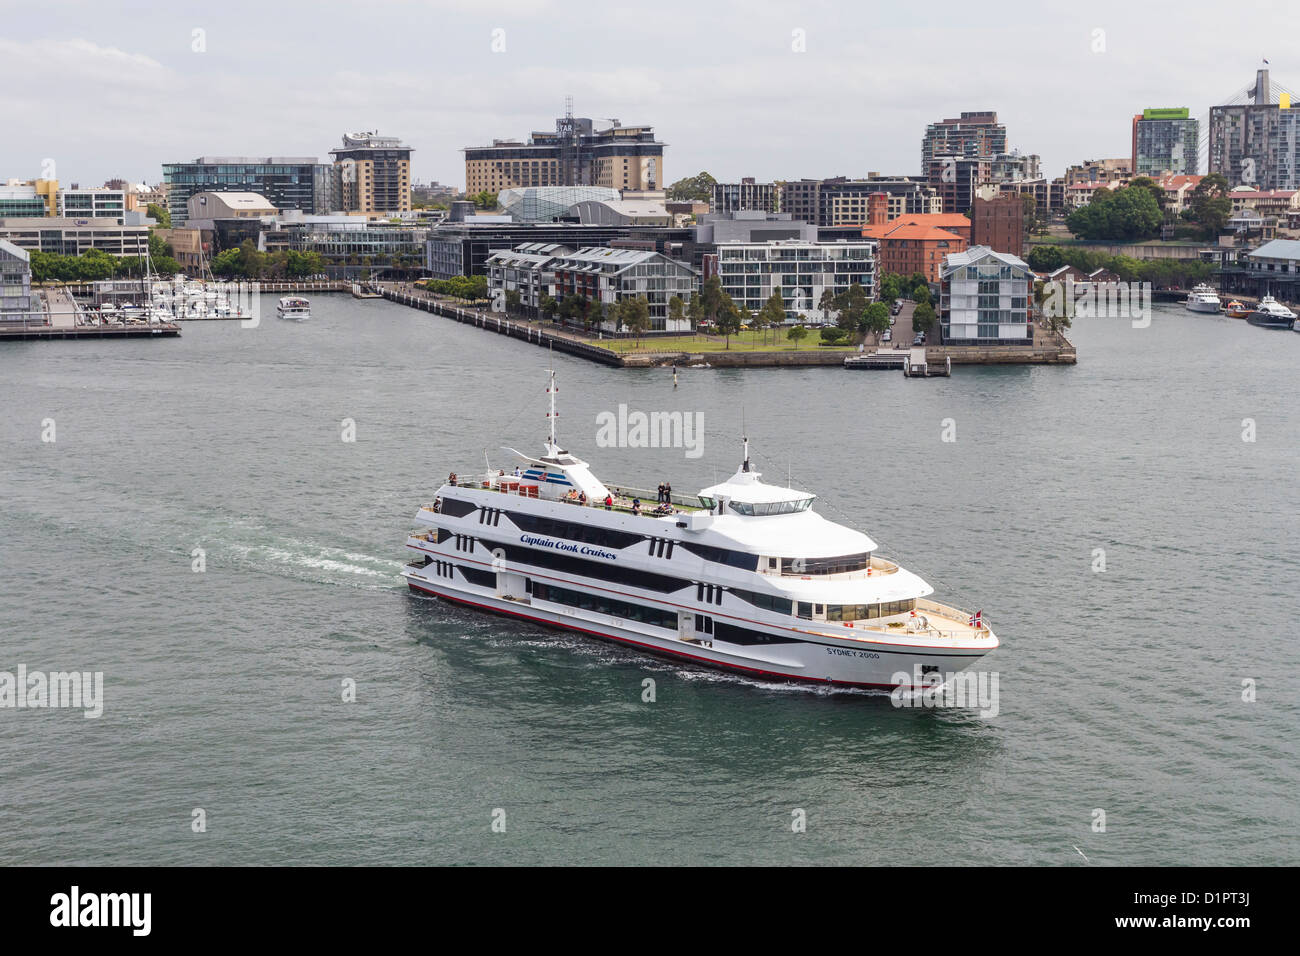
(603, 327, 861, 354)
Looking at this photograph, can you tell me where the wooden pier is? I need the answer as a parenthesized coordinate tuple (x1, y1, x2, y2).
(845, 348, 951, 377)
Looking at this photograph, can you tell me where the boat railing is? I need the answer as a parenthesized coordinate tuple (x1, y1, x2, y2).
(425, 475, 699, 520)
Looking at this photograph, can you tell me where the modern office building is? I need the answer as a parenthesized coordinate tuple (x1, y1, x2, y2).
(0, 238, 35, 323)
(0, 217, 149, 256)
(58, 188, 127, 222)
(547, 246, 697, 332)
(425, 221, 693, 280)
(261, 217, 426, 265)
(329, 132, 413, 214)
(971, 195, 1025, 258)
(712, 179, 782, 214)
(464, 115, 665, 193)
(707, 240, 875, 320)
(0, 180, 60, 218)
(1132, 108, 1200, 177)
(163, 157, 326, 225)
(570, 199, 671, 226)
(987, 151, 1042, 186)
(939, 245, 1033, 345)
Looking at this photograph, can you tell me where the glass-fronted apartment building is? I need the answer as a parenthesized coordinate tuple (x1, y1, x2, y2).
(548, 246, 697, 332)
(939, 246, 1033, 345)
(711, 240, 875, 322)
(58, 188, 127, 221)
(1133, 108, 1199, 177)
(163, 157, 325, 225)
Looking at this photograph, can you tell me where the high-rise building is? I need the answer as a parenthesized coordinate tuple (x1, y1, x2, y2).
(711, 178, 782, 214)
(922, 112, 1007, 170)
(163, 157, 326, 225)
(781, 177, 939, 227)
(464, 116, 665, 194)
(329, 132, 413, 214)
(1132, 108, 1199, 177)
(1209, 69, 1300, 189)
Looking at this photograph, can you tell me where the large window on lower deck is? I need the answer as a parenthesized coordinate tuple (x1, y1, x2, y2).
(825, 598, 916, 621)
(529, 581, 677, 630)
(779, 552, 870, 575)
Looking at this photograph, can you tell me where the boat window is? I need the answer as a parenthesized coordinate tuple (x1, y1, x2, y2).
(532, 582, 677, 631)
(507, 511, 644, 550)
(697, 496, 715, 509)
(486, 539, 689, 593)
(825, 599, 916, 621)
(439, 498, 476, 518)
(677, 541, 760, 572)
(713, 621, 801, 646)
(780, 552, 870, 575)
(726, 498, 814, 516)
(731, 588, 794, 615)
(797, 602, 813, 620)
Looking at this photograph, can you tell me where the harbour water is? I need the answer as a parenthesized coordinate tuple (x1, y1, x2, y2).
(1, 296, 1297, 865)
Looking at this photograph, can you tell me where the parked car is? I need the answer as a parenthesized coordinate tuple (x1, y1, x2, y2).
(913, 334, 924, 346)
(882, 329, 892, 342)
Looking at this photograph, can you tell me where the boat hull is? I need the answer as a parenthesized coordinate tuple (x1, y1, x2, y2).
(1185, 300, 1221, 313)
(1246, 313, 1295, 329)
(404, 574, 996, 690)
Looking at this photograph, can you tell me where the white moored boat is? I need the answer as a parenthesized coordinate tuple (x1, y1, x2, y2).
(276, 296, 310, 319)
(401, 371, 999, 690)
(1185, 283, 1221, 313)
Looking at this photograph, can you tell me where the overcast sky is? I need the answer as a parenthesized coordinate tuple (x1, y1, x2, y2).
(1, 0, 1294, 190)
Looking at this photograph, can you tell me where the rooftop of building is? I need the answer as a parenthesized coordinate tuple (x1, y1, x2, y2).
(0, 238, 30, 261)
(944, 245, 1030, 271)
(1247, 238, 1300, 259)
(177, 156, 321, 166)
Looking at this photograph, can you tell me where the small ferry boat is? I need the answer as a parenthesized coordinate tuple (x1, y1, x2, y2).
(1224, 300, 1249, 319)
(1184, 283, 1221, 313)
(400, 371, 1000, 690)
(276, 296, 311, 320)
(1245, 295, 1296, 329)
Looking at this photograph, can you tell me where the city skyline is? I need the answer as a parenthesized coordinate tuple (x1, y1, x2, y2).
(2, 0, 1298, 190)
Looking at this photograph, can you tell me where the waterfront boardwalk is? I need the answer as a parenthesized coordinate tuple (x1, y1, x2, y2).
(378, 283, 1077, 368)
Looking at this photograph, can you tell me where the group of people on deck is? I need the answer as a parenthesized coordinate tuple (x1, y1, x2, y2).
(656, 481, 673, 504)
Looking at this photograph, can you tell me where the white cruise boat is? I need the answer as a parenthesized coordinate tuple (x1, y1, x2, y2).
(276, 296, 310, 320)
(1184, 283, 1221, 313)
(401, 372, 999, 690)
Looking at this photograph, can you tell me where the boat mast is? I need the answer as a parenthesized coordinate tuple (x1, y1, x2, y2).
(741, 409, 750, 472)
(547, 351, 558, 451)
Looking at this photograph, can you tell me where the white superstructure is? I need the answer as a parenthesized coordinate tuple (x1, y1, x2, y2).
(276, 296, 310, 319)
(400, 372, 999, 690)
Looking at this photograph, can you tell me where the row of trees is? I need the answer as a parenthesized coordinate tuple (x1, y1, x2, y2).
(28, 233, 181, 282)
(1025, 244, 1218, 288)
(209, 241, 326, 279)
(419, 274, 490, 300)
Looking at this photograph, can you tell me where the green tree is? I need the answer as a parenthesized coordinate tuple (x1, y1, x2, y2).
(817, 288, 837, 322)
(715, 293, 744, 348)
(1065, 185, 1163, 240)
(147, 203, 171, 228)
(757, 288, 786, 345)
(911, 284, 932, 306)
(863, 301, 891, 337)
(668, 294, 685, 329)
(541, 294, 558, 320)
(666, 171, 717, 202)
(1189, 173, 1232, 236)
(504, 289, 522, 315)
(1027, 245, 1066, 272)
(833, 282, 869, 332)
(787, 324, 808, 349)
(622, 296, 651, 344)
(878, 273, 903, 304)
(913, 301, 939, 337)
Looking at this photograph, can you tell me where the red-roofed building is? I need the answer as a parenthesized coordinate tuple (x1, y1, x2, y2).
(861, 222, 968, 283)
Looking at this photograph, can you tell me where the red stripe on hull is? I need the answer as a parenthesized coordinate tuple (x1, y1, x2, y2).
(407, 580, 904, 690)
